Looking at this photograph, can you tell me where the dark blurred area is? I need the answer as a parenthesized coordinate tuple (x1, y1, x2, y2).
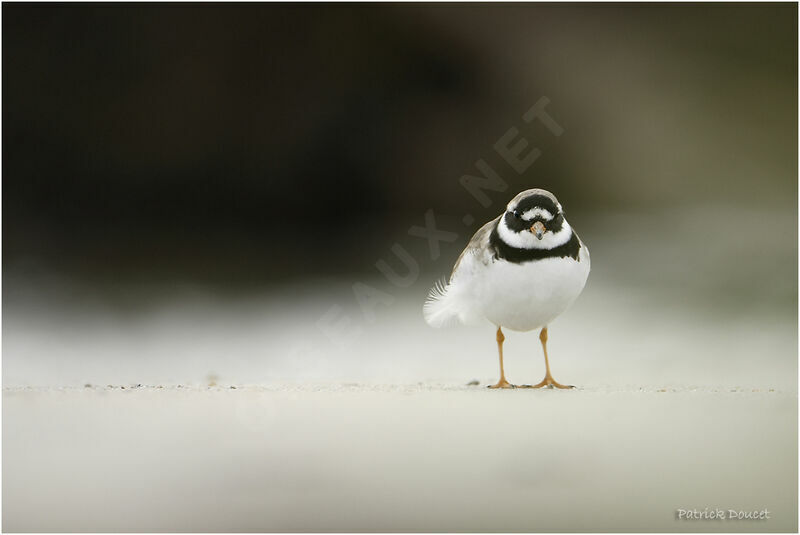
(3, 3, 797, 285)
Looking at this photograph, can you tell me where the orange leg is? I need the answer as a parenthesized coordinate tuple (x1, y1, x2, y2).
(488, 327, 515, 389)
(522, 327, 574, 389)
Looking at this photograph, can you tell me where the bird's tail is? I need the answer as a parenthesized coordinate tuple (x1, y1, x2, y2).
(423, 278, 460, 328)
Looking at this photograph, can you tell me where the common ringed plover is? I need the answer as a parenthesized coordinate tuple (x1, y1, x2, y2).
(424, 188, 590, 389)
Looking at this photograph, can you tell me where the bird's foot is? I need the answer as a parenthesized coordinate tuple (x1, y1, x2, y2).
(487, 378, 516, 389)
(519, 375, 575, 389)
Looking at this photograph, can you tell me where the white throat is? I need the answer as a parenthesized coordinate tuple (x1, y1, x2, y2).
(497, 215, 573, 250)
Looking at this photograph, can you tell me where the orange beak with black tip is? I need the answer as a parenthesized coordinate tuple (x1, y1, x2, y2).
(530, 221, 546, 240)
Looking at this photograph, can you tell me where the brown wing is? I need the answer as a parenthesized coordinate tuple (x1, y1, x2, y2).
(449, 215, 500, 282)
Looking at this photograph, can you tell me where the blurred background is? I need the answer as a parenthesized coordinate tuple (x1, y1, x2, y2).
(4, 5, 798, 532)
(3, 4, 797, 386)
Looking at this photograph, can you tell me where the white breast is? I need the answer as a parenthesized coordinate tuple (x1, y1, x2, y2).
(479, 245, 589, 331)
(437, 241, 590, 332)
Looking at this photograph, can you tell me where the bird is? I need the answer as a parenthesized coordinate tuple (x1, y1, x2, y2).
(423, 188, 590, 389)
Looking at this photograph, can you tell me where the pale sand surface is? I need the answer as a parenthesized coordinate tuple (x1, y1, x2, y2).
(2, 385, 796, 532)
(3, 207, 797, 531)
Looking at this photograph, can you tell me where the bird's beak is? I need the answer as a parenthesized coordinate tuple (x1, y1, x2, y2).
(530, 221, 546, 240)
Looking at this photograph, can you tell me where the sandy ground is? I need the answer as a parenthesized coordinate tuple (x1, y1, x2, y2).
(3, 384, 796, 532)
(3, 207, 797, 531)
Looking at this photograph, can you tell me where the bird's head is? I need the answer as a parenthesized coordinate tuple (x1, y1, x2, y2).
(498, 188, 572, 249)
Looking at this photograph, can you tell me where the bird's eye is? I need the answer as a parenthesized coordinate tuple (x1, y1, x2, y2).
(512, 210, 521, 218)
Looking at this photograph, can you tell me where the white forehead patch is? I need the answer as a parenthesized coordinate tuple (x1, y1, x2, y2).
(521, 208, 554, 221)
